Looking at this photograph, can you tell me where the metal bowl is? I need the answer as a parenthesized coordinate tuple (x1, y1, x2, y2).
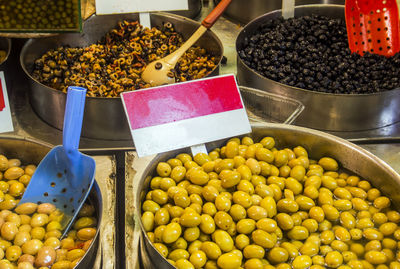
(20, 13, 223, 141)
(236, 4, 400, 132)
(215, 0, 344, 24)
(136, 123, 400, 268)
(0, 137, 103, 268)
(169, 0, 202, 19)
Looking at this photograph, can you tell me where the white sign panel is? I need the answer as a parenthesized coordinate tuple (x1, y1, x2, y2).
(0, 72, 13, 133)
(121, 74, 251, 157)
(96, 0, 188, 15)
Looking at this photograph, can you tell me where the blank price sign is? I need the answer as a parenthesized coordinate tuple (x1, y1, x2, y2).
(121, 74, 251, 157)
(96, 0, 188, 15)
(0, 71, 13, 133)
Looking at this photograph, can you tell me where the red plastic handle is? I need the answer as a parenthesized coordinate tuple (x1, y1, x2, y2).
(202, 0, 232, 29)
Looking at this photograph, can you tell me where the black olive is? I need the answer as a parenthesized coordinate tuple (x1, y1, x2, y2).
(238, 14, 400, 94)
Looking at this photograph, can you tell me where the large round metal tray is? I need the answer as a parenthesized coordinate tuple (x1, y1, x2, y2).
(0, 137, 103, 268)
(215, 0, 344, 24)
(236, 4, 400, 132)
(136, 123, 400, 268)
(20, 13, 223, 141)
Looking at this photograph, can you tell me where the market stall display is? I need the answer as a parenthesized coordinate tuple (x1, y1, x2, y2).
(137, 123, 400, 269)
(236, 4, 400, 132)
(1, 1, 400, 268)
(20, 13, 223, 141)
(0, 138, 102, 268)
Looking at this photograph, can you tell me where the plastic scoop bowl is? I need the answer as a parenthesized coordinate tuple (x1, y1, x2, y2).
(18, 86, 96, 237)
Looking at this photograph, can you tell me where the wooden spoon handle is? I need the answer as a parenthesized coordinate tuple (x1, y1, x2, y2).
(202, 0, 232, 29)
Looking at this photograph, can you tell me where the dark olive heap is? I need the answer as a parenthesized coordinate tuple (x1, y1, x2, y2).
(238, 15, 400, 94)
(32, 21, 218, 97)
(0, 0, 80, 31)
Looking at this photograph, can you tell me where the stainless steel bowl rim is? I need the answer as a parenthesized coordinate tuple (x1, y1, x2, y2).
(136, 122, 400, 265)
(20, 11, 223, 100)
(236, 4, 400, 97)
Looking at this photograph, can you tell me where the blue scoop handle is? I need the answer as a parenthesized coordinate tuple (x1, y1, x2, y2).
(63, 86, 87, 158)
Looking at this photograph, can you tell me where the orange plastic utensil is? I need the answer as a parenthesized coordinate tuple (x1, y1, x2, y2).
(345, 0, 400, 56)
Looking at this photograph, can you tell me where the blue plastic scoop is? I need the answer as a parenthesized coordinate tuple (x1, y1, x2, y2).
(19, 86, 96, 237)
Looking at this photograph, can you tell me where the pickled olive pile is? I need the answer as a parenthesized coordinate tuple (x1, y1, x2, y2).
(141, 136, 400, 269)
(32, 20, 219, 97)
(238, 15, 400, 94)
(0, 154, 98, 268)
(0, 0, 80, 30)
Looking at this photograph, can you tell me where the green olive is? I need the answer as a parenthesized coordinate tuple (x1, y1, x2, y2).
(236, 180, 254, 196)
(225, 141, 239, 159)
(287, 226, 309, 240)
(162, 222, 182, 244)
(236, 219, 256, 234)
(259, 196, 277, 218)
(243, 244, 265, 259)
(215, 195, 231, 212)
(189, 250, 207, 268)
(212, 230, 233, 252)
(364, 250, 387, 265)
(217, 252, 242, 269)
(276, 213, 294, 231)
(247, 205, 268, 220)
(251, 229, 276, 248)
(292, 255, 312, 269)
(156, 162, 171, 177)
(318, 157, 338, 171)
(200, 241, 221, 260)
(214, 211, 233, 230)
(155, 208, 170, 226)
(180, 211, 201, 228)
(169, 249, 190, 261)
(229, 204, 246, 222)
(267, 247, 289, 264)
(325, 250, 343, 268)
(21, 239, 43, 255)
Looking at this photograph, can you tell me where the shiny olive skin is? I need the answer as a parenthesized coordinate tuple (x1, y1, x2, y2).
(141, 135, 400, 269)
(0, 154, 98, 268)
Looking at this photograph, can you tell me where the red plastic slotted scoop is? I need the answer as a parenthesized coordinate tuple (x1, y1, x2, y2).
(345, 0, 400, 56)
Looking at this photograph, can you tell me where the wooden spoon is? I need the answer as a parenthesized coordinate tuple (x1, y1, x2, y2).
(142, 0, 232, 86)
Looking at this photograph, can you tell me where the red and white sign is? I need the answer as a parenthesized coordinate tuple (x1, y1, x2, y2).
(121, 74, 251, 157)
(0, 71, 13, 133)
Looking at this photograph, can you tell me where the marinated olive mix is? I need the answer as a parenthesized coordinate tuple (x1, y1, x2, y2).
(238, 15, 400, 94)
(141, 136, 400, 269)
(0, 154, 97, 268)
(0, 0, 80, 31)
(32, 20, 219, 97)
